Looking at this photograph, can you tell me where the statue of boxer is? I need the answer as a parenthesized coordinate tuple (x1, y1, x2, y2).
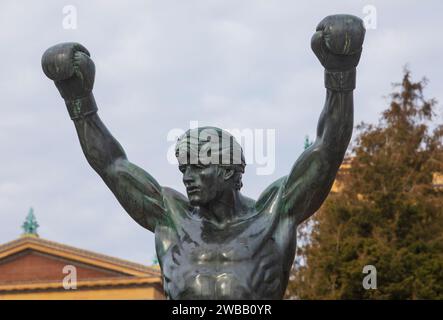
(42, 14, 365, 299)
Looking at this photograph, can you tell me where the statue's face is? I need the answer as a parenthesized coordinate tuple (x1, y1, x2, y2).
(179, 163, 226, 206)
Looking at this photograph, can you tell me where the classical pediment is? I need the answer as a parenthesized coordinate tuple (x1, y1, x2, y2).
(0, 236, 161, 290)
(0, 249, 130, 284)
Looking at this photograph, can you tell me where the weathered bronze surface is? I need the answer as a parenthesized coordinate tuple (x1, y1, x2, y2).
(42, 14, 365, 299)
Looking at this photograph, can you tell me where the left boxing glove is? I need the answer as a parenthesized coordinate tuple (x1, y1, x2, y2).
(311, 14, 365, 71)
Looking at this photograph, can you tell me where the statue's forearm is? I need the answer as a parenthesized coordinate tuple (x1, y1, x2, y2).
(64, 93, 165, 232)
(316, 90, 354, 158)
(315, 69, 355, 162)
(67, 94, 127, 175)
(282, 69, 355, 223)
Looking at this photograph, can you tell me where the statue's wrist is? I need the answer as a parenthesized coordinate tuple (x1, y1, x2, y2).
(324, 68, 356, 92)
(65, 93, 98, 120)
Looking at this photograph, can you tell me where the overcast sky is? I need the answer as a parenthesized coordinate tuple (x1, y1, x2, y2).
(1, 0, 442, 265)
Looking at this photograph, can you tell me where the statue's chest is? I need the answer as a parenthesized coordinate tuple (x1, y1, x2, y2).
(155, 217, 283, 299)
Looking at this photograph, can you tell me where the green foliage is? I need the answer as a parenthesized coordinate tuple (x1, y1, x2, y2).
(287, 69, 443, 299)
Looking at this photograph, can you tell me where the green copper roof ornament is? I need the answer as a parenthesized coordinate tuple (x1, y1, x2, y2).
(22, 207, 39, 237)
(304, 135, 313, 150)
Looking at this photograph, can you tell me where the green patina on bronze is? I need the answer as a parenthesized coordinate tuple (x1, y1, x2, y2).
(42, 14, 365, 300)
(304, 135, 313, 150)
(22, 207, 39, 236)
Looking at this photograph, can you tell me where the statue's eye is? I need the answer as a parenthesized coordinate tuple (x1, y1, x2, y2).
(179, 164, 206, 173)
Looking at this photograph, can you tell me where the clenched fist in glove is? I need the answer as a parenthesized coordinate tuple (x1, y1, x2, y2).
(311, 14, 365, 72)
(42, 42, 95, 101)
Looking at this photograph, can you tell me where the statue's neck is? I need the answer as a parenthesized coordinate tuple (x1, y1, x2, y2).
(198, 190, 248, 227)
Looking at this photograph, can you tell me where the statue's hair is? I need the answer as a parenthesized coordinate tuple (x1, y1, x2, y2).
(175, 127, 246, 190)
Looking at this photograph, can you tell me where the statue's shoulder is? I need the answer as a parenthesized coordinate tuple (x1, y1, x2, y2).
(255, 176, 288, 213)
(161, 186, 187, 201)
(161, 187, 192, 220)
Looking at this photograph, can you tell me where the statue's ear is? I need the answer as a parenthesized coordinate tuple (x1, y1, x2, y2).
(223, 168, 235, 181)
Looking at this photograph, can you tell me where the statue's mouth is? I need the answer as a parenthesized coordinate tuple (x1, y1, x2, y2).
(187, 186, 200, 194)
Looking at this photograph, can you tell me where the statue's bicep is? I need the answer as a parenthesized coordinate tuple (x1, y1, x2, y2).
(282, 148, 336, 223)
(104, 159, 165, 231)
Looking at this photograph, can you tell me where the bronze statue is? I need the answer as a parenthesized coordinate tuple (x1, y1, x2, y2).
(42, 14, 365, 299)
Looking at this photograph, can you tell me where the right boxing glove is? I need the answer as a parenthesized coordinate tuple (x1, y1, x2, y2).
(42, 42, 95, 101)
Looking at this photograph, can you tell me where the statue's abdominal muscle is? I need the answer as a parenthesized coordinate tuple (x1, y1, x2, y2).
(156, 216, 285, 300)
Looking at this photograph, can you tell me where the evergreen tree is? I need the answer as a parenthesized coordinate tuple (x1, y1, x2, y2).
(287, 69, 443, 299)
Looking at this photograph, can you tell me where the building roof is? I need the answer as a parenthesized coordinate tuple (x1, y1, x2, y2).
(0, 235, 160, 278)
(0, 235, 163, 297)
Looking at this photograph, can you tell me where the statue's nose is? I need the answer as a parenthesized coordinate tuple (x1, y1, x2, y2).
(183, 167, 194, 184)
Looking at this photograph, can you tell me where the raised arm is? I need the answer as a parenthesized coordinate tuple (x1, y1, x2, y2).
(42, 43, 165, 232)
(281, 15, 365, 224)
